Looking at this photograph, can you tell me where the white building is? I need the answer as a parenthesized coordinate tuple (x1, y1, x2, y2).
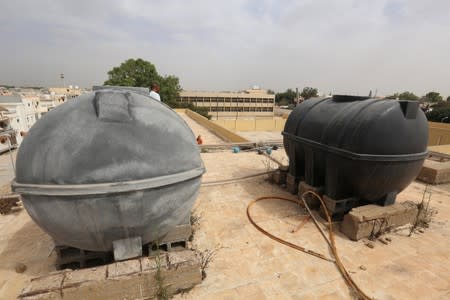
(0, 94, 37, 146)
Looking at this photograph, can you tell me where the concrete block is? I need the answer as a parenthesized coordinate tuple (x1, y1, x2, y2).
(273, 169, 287, 185)
(141, 254, 167, 272)
(20, 272, 64, 299)
(62, 274, 154, 300)
(113, 236, 142, 261)
(320, 195, 359, 220)
(341, 202, 418, 241)
(21, 251, 201, 300)
(168, 250, 198, 269)
(286, 173, 298, 194)
(20, 291, 62, 300)
(417, 160, 450, 184)
(63, 265, 107, 288)
(107, 259, 141, 278)
(160, 224, 191, 244)
(298, 181, 324, 209)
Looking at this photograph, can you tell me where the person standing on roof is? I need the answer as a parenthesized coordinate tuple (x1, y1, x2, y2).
(149, 82, 161, 101)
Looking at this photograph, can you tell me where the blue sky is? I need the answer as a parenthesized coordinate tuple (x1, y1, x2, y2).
(1, 0, 450, 97)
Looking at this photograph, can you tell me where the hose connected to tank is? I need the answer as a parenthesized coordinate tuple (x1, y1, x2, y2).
(247, 192, 372, 300)
(301, 191, 372, 300)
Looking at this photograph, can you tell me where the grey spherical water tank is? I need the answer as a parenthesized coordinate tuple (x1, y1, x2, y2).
(12, 89, 205, 251)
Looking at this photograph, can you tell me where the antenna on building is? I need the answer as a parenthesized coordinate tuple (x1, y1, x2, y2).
(60, 73, 65, 88)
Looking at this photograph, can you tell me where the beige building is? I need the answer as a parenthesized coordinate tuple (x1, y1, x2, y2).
(177, 88, 275, 119)
(48, 87, 84, 101)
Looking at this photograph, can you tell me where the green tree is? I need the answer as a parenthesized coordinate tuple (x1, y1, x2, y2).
(300, 87, 318, 100)
(104, 58, 159, 87)
(422, 91, 443, 103)
(385, 93, 399, 100)
(104, 58, 211, 118)
(275, 89, 296, 104)
(446, 96, 450, 102)
(386, 91, 419, 101)
(426, 106, 450, 123)
(398, 91, 419, 100)
(104, 58, 181, 103)
(159, 75, 181, 105)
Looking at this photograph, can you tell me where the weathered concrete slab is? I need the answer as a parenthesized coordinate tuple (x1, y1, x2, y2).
(19, 273, 65, 299)
(107, 259, 141, 278)
(341, 202, 418, 241)
(19, 250, 201, 300)
(63, 265, 107, 288)
(417, 159, 450, 184)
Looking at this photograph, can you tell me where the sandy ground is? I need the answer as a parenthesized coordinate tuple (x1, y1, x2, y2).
(0, 150, 56, 300)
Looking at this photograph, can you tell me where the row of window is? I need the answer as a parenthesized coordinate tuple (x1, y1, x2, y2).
(179, 98, 274, 103)
(209, 107, 274, 112)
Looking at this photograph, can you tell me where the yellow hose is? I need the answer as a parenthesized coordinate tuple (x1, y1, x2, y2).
(247, 193, 372, 300)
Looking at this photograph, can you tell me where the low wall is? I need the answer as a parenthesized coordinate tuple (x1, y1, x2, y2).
(185, 110, 248, 143)
(212, 118, 286, 132)
(184, 111, 449, 146)
(428, 122, 450, 146)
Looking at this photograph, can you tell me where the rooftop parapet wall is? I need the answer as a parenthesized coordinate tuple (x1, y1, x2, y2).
(428, 121, 450, 146)
(184, 109, 248, 143)
(213, 118, 286, 132)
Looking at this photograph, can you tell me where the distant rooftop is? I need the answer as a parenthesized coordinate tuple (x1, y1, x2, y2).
(179, 89, 275, 99)
(0, 94, 22, 104)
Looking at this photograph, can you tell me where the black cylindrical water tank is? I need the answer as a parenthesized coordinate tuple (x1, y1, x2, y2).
(12, 89, 205, 251)
(283, 95, 428, 206)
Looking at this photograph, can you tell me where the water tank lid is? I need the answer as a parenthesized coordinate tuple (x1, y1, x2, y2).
(332, 95, 369, 102)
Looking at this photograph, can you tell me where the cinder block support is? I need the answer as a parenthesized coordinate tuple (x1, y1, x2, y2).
(19, 250, 202, 300)
(298, 181, 324, 209)
(340, 203, 418, 241)
(273, 168, 288, 185)
(417, 160, 450, 184)
(286, 173, 299, 194)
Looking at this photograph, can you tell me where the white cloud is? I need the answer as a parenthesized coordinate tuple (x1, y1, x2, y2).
(0, 0, 449, 97)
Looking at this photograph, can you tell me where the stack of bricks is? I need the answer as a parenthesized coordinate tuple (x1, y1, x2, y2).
(19, 250, 201, 300)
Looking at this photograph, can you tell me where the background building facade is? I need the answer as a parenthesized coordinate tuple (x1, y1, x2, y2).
(178, 88, 275, 119)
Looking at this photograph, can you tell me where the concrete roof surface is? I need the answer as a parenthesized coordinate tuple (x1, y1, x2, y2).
(0, 95, 22, 104)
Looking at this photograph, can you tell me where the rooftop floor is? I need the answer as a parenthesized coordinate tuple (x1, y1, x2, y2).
(174, 151, 450, 300)
(237, 131, 283, 143)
